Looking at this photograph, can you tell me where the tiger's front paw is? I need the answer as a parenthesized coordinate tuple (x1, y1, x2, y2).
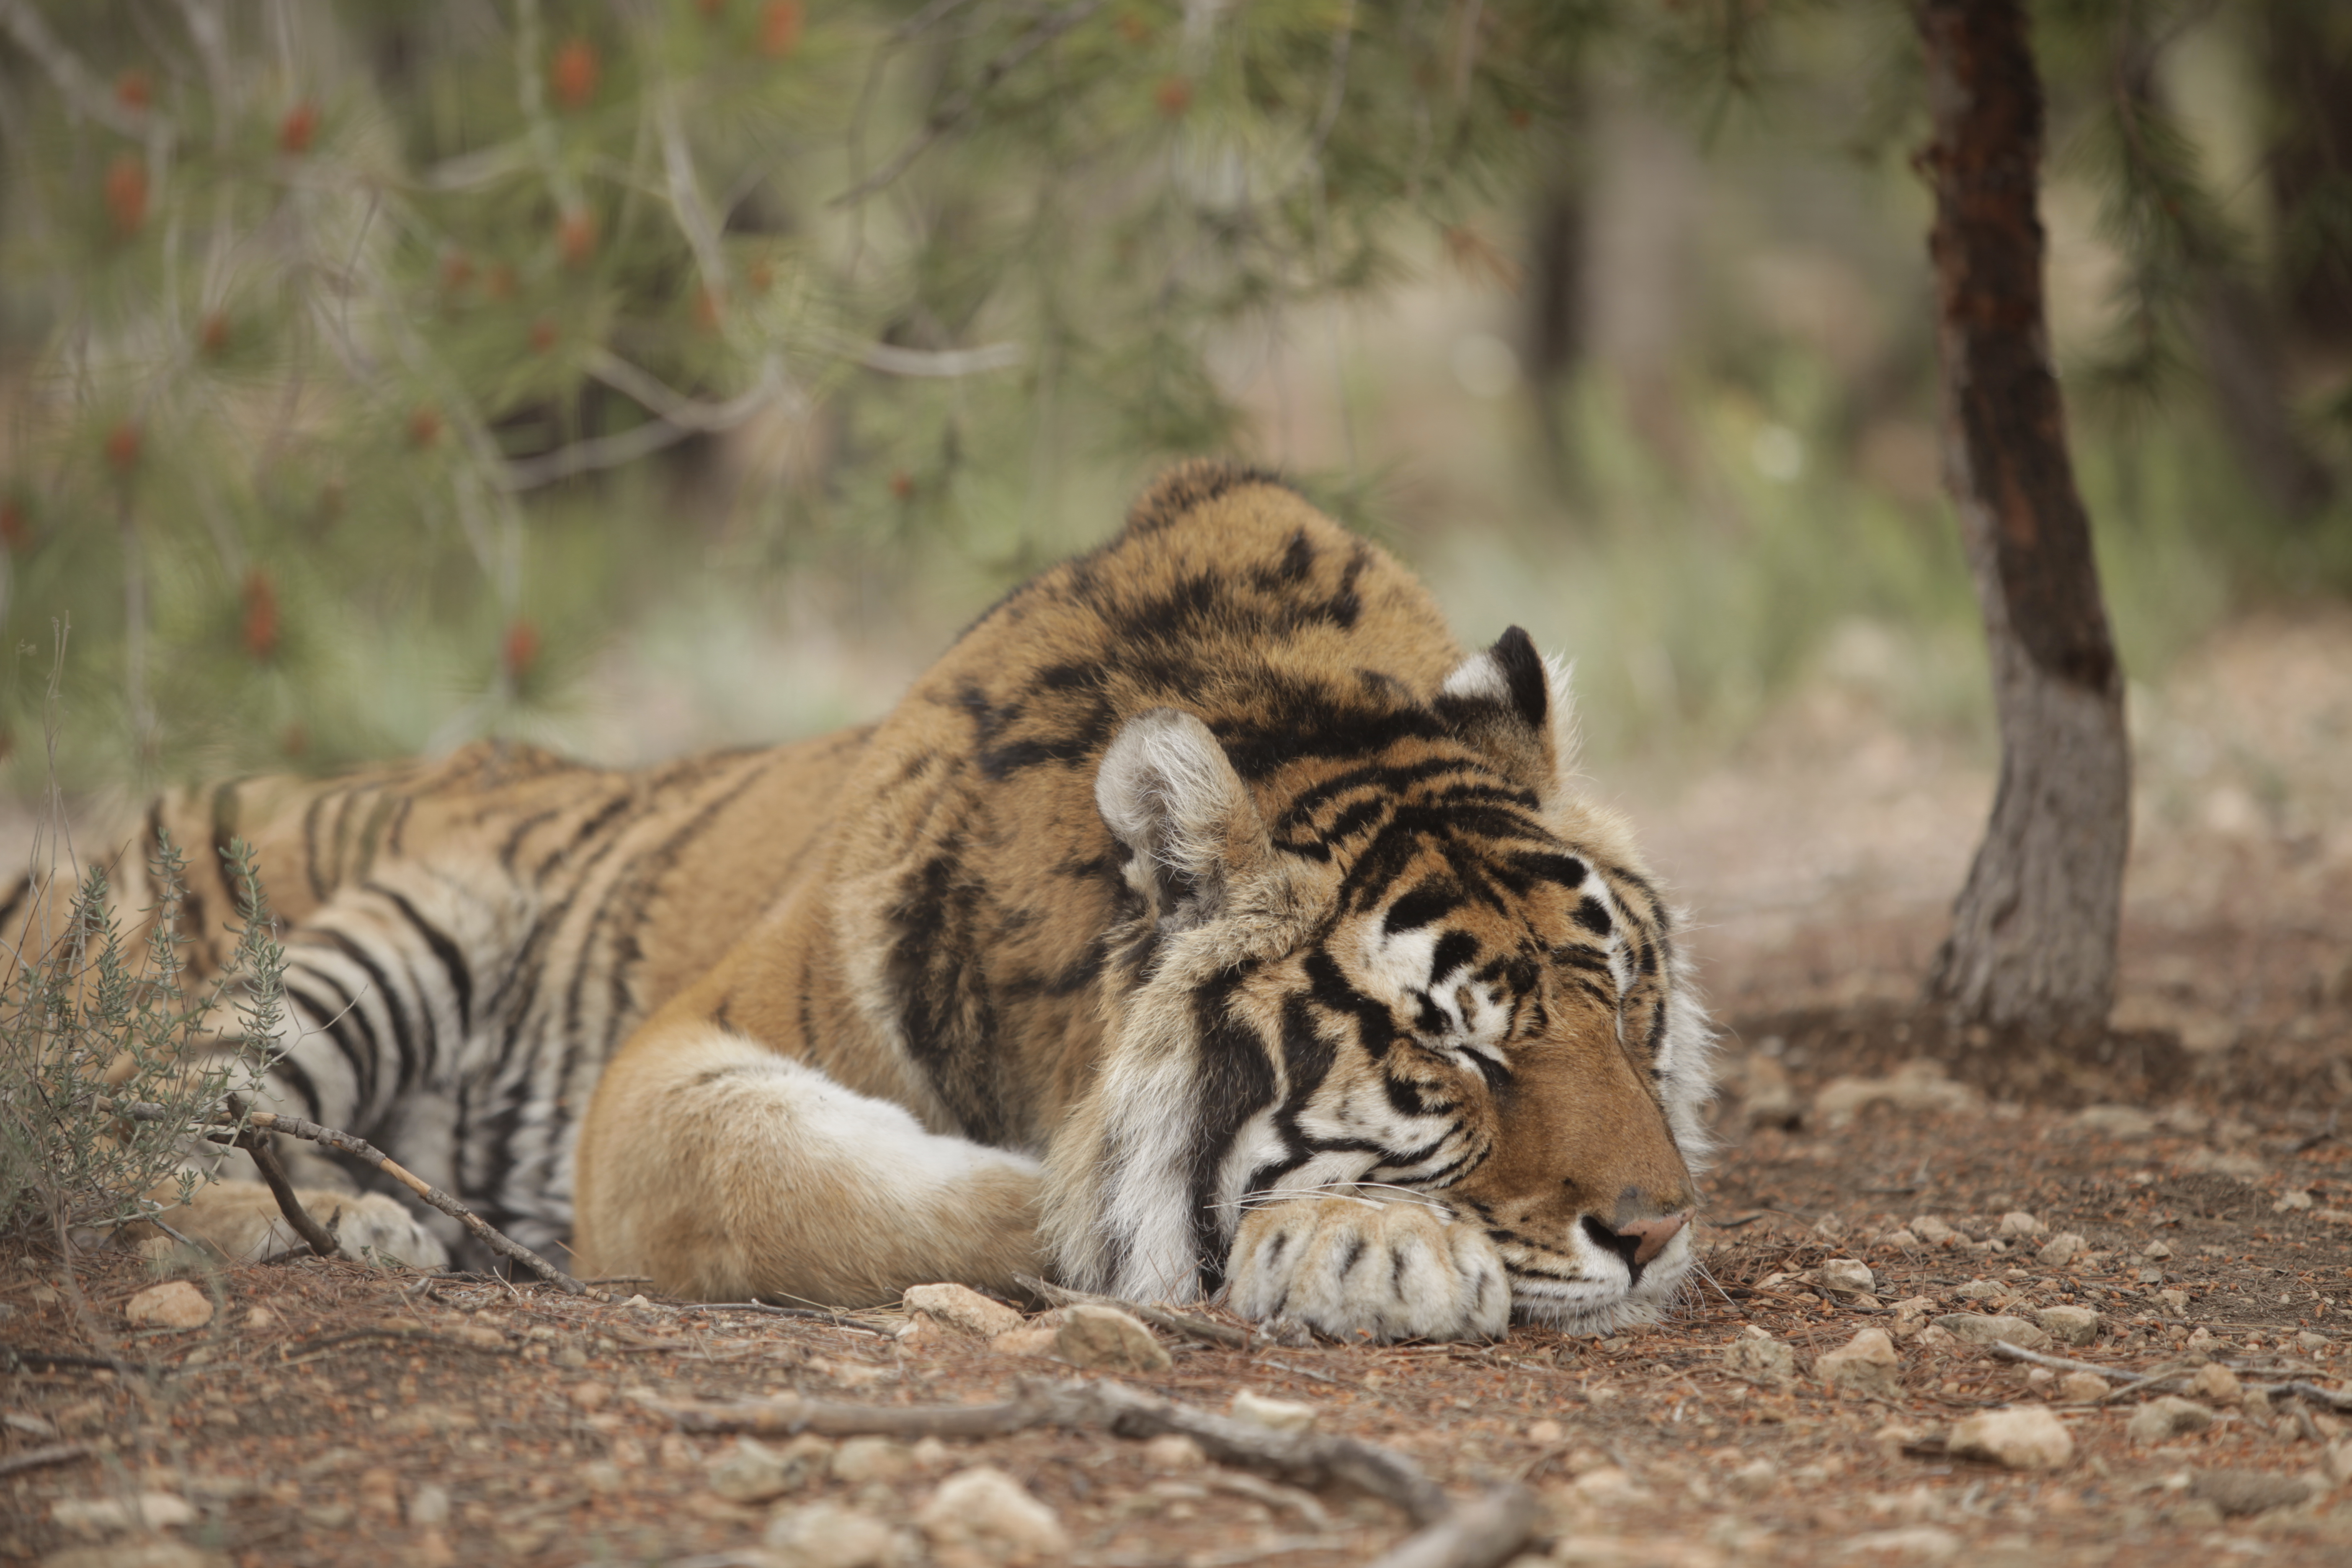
(1225, 1196, 1508, 1343)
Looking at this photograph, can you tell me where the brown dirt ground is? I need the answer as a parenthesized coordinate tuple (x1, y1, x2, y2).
(7, 611, 2352, 1568)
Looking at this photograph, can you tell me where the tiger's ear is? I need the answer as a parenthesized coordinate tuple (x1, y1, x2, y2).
(1096, 708, 1268, 931)
(1435, 626, 1578, 799)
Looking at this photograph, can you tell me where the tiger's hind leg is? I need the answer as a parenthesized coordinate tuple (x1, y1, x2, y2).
(573, 1023, 1043, 1305)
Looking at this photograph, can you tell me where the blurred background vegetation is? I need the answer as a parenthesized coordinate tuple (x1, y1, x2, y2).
(0, 0, 2345, 802)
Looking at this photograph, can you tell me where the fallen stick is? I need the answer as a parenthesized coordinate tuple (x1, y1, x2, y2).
(2252, 1380, 2352, 1413)
(1014, 1271, 1255, 1350)
(0, 1442, 93, 1479)
(107, 1099, 583, 1296)
(652, 1375, 1453, 1525)
(1364, 1484, 1540, 1568)
(224, 1093, 341, 1261)
(1987, 1341, 2159, 1385)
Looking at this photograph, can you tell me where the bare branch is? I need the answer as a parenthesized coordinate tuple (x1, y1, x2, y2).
(224, 1093, 340, 1261)
(0, 1442, 94, 1479)
(830, 0, 1112, 207)
(106, 1099, 584, 1295)
(652, 1375, 1454, 1526)
(1365, 1485, 1540, 1568)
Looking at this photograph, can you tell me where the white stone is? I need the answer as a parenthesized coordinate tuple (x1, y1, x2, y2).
(2189, 1363, 2242, 1403)
(52, 1493, 196, 1534)
(1908, 1216, 1961, 1248)
(1230, 1390, 1318, 1433)
(832, 1436, 915, 1485)
(2057, 1372, 2109, 1403)
(916, 1467, 1070, 1562)
(1814, 1062, 1982, 1127)
(764, 1502, 900, 1568)
(2035, 1232, 2087, 1268)
(1836, 1525, 1960, 1563)
(1723, 1333, 1797, 1389)
(2143, 1240, 2173, 1260)
(407, 1483, 451, 1527)
(710, 1435, 833, 1503)
(2126, 1396, 2214, 1444)
(1817, 1259, 1876, 1298)
(1141, 1434, 1205, 1470)
(1996, 1211, 2044, 1238)
(902, 1283, 1025, 1338)
(2074, 1105, 2158, 1140)
(1816, 1327, 1901, 1399)
(1727, 1458, 1777, 1497)
(123, 1281, 212, 1330)
(1054, 1304, 1170, 1373)
(1946, 1406, 2074, 1470)
(2033, 1305, 2101, 1346)
(1932, 1313, 2048, 1350)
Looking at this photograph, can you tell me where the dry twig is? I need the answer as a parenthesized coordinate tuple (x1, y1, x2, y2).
(1015, 1271, 1255, 1350)
(107, 1099, 583, 1295)
(650, 1375, 1452, 1525)
(1363, 1484, 1540, 1568)
(0, 1442, 93, 1479)
(224, 1093, 341, 1261)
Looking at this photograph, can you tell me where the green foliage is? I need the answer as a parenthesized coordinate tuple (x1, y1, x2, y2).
(0, 825, 282, 1246)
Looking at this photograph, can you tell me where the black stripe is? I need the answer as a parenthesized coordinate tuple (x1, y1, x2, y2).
(285, 973, 377, 1126)
(1186, 964, 1276, 1293)
(374, 884, 475, 1035)
(319, 927, 426, 1096)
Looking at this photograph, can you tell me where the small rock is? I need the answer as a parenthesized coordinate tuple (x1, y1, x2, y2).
(1054, 1304, 1171, 1373)
(2035, 1232, 2087, 1269)
(1953, 1279, 2004, 1302)
(1231, 1390, 1318, 1433)
(832, 1436, 915, 1485)
(2033, 1305, 2101, 1346)
(581, 1461, 624, 1495)
(2184, 1326, 2219, 1357)
(2144, 1240, 2172, 1260)
(29, 1282, 60, 1305)
(123, 1281, 212, 1331)
(710, 1435, 833, 1504)
(1738, 1053, 1802, 1128)
(2057, 1372, 2109, 1403)
(1946, 1405, 2074, 1470)
(1815, 1061, 1982, 1127)
(2274, 1189, 2316, 1213)
(902, 1283, 1025, 1339)
(1816, 1326, 1901, 1400)
(1141, 1434, 1206, 1470)
(1724, 1330, 1798, 1390)
(764, 1501, 900, 1568)
(1839, 1525, 1960, 1563)
(2189, 1363, 2242, 1403)
(357, 1466, 400, 1517)
(1996, 1211, 2045, 1238)
(241, 1304, 276, 1330)
(2298, 1331, 2329, 1354)
(990, 1323, 1062, 1358)
(1908, 1216, 1962, 1248)
(407, 1483, 451, 1528)
(2126, 1396, 2215, 1444)
(2191, 1470, 2315, 1518)
(2075, 1105, 2157, 1140)
(2157, 1288, 2191, 1314)
(916, 1466, 1070, 1563)
(1727, 1457, 1777, 1498)
(1932, 1313, 2048, 1350)
(568, 1380, 613, 1412)
(1569, 1465, 1645, 1504)
(1817, 1259, 1876, 1298)
(52, 1493, 196, 1534)
(910, 1436, 952, 1473)
(2324, 1441, 2352, 1487)
(1526, 1418, 1565, 1444)
(1875, 1229, 1921, 1249)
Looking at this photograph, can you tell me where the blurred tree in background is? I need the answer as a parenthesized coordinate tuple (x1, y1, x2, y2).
(1, 3, 2346, 1055)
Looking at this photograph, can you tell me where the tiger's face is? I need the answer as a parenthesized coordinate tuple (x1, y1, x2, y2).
(1069, 625, 1709, 1340)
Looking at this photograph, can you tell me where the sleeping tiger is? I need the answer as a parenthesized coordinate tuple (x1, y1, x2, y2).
(21, 463, 1710, 1340)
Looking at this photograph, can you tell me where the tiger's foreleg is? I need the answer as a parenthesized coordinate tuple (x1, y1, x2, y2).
(572, 1024, 1044, 1305)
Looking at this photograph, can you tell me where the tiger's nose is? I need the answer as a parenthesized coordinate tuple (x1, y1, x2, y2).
(1581, 1206, 1694, 1280)
(1618, 1210, 1690, 1267)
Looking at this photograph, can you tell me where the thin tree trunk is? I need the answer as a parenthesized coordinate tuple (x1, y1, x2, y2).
(1917, 0, 2130, 1047)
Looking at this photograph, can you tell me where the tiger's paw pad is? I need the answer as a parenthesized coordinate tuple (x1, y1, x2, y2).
(1225, 1196, 1509, 1343)
(151, 1181, 451, 1269)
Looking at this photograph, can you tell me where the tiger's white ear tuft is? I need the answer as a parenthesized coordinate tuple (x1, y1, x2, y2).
(1096, 708, 1265, 929)
(1436, 627, 1580, 798)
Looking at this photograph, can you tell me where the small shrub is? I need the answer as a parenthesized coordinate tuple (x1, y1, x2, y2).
(0, 831, 285, 1251)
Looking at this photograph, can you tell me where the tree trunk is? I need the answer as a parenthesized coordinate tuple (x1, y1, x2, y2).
(1917, 0, 2130, 1046)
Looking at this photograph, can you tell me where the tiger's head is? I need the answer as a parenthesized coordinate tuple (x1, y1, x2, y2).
(1050, 624, 1710, 1338)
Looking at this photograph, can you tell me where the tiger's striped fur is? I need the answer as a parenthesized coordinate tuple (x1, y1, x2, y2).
(23, 463, 1710, 1339)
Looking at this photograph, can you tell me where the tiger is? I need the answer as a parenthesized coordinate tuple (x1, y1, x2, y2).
(16, 462, 1710, 1341)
